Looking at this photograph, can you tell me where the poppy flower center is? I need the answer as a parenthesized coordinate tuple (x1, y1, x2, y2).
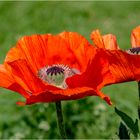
(46, 66, 64, 75)
(37, 64, 80, 89)
(46, 66, 65, 87)
(126, 47, 140, 55)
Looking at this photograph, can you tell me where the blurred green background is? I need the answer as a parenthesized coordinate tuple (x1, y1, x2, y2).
(0, 1, 140, 139)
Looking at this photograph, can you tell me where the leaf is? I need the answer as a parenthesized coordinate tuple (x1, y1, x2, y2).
(115, 107, 134, 128)
(118, 122, 130, 139)
(132, 119, 139, 138)
(115, 107, 139, 138)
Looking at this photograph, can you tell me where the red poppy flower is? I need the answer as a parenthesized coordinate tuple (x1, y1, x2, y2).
(0, 31, 113, 105)
(90, 29, 140, 85)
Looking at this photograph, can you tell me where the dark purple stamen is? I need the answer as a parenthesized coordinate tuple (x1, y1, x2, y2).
(46, 66, 64, 76)
(129, 47, 140, 54)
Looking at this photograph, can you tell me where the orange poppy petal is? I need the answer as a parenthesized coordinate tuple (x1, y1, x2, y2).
(7, 59, 48, 94)
(0, 64, 14, 88)
(5, 47, 23, 63)
(15, 32, 93, 75)
(8, 83, 30, 98)
(51, 87, 112, 105)
(58, 31, 94, 72)
(102, 34, 120, 50)
(90, 30, 119, 50)
(131, 26, 140, 48)
(25, 88, 112, 105)
(0, 64, 29, 98)
(67, 48, 140, 93)
(66, 49, 113, 90)
(90, 30, 105, 48)
(42, 31, 93, 73)
(106, 50, 140, 83)
(16, 35, 49, 73)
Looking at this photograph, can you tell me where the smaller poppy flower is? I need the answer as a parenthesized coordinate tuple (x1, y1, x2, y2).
(90, 29, 140, 86)
(0, 31, 112, 105)
(131, 25, 140, 48)
(127, 26, 140, 60)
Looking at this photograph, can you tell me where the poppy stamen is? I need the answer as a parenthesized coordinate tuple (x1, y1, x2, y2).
(126, 47, 140, 55)
(38, 64, 80, 89)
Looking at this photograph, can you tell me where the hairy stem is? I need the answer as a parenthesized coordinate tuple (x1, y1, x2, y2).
(55, 101, 67, 139)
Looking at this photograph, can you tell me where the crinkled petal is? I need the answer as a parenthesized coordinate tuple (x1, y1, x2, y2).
(58, 32, 94, 72)
(8, 59, 58, 95)
(90, 30, 119, 50)
(90, 30, 105, 49)
(66, 49, 113, 90)
(25, 88, 112, 105)
(102, 34, 120, 50)
(0, 64, 14, 88)
(0, 64, 29, 98)
(67, 48, 140, 92)
(8, 83, 30, 98)
(16, 35, 49, 73)
(106, 50, 140, 83)
(8, 32, 93, 75)
(5, 47, 24, 63)
(42, 32, 93, 73)
(131, 26, 140, 48)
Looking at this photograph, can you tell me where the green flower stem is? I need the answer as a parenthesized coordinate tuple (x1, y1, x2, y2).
(55, 101, 67, 139)
(137, 82, 140, 119)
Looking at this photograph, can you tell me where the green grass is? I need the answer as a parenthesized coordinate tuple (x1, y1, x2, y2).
(0, 1, 140, 139)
